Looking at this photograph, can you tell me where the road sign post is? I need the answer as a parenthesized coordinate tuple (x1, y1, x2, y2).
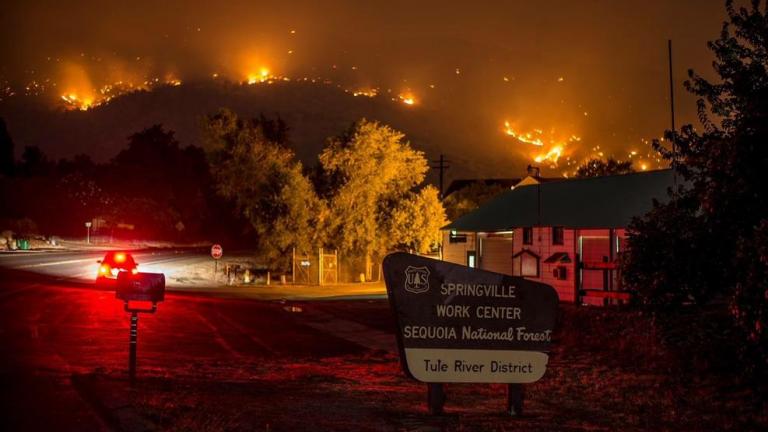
(383, 253, 558, 416)
(427, 383, 446, 415)
(211, 244, 223, 278)
(507, 383, 524, 416)
(85, 221, 92, 244)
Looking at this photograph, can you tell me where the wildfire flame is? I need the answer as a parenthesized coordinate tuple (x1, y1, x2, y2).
(247, 68, 271, 84)
(352, 88, 378, 97)
(398, 92, 416, 105)
(503, 120, 581, 167)
(534, 146, 563, 163)
(504, 121, 544, 146)
(60, 93, 94, 110)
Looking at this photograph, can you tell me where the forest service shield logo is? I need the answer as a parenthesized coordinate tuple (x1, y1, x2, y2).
(404, 266, 430, 293)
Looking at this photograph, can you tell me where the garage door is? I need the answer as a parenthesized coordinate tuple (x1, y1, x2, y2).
(480, 237, 514, 275)
(580, 236, 610, 291)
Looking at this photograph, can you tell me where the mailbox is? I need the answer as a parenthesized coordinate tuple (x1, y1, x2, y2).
(116, 272, 165, 303)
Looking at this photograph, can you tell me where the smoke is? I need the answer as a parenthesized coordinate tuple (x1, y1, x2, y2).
(0, 0, 726, 171)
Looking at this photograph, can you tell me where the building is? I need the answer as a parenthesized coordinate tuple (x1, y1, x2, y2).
(441, 169, 675, 305)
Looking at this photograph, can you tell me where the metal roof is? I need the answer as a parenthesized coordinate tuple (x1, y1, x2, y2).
(443, 169, 675, 231)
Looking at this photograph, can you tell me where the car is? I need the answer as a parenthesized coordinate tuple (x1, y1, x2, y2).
(96, 251, 138, 283)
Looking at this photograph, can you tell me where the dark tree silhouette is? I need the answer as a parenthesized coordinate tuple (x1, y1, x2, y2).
(622, 0, 768, 380)
(18, 146, 52, 177)
(106, 125, 213, 238)
(574, 158, 634, 178)
(0, 118, 14, 177)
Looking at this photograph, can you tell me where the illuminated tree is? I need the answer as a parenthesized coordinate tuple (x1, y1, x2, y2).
(574, 158, 634, 178)
(318, 119, 441, 278)
(389, 186, 446, 254)
(623, 0, 768, 378)
(204, 109, 322, 271)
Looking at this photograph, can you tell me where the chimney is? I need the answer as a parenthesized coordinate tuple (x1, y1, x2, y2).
(526, 165, 541, 178)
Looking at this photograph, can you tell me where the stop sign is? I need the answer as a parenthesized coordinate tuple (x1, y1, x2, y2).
(211, 244, 223, 259)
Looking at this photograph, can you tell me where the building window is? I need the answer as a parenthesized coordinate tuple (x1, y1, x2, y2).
(467, 251, 476, 268)
(513, 250, 539, 277)
(523, 227, 533, 245)
(552, 226, 564, 245)
(553, 266, 568, 280)
(449, 230, 467, 244)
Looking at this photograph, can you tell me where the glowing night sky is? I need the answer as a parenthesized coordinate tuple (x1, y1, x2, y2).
(0, 0, 727, 173)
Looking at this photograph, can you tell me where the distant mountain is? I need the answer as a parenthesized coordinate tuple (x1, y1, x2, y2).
(0, 81, 530, 180)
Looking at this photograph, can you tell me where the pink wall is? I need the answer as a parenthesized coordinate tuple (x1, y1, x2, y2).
(512, 227, 578, 303)
(441, 227, 628, 305)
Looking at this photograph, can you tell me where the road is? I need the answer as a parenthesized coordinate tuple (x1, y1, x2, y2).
(0, 249, 394, 430)
(0, 248, 213, 285)
(0, 248, 388, 300)
(0, 259, 397, 431)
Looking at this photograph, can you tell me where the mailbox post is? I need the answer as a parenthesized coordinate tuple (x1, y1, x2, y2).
(116, 271, 165, 384)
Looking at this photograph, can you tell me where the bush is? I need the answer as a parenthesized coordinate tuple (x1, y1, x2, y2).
(732, 220, 768, 382)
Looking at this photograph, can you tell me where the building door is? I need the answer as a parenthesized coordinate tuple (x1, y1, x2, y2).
(578, 236, 616, 305)
(479, 237, 515, 275)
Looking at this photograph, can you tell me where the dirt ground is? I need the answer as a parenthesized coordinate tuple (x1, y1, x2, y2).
(71, 302, 768, 432)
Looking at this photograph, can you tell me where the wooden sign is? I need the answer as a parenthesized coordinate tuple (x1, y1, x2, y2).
(383, 252, 558, 384)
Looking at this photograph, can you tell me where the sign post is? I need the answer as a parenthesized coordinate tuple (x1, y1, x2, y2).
(116, 272, 165, 385)
(85, 221, 92, 244)
(383, 252, 558, 415)
(129, 311, 139, 381)
(211, 244, 223, 277)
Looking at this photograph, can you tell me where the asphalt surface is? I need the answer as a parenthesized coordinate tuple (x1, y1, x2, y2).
(0, 248, 212, 285)
(0, 251, 396, 431)
(0, 248, 389, 301)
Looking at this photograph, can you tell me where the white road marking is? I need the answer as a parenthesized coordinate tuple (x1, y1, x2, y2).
(18, 258, 98, 269)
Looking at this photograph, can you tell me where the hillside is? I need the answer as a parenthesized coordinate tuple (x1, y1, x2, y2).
(0, 81, 529, 180)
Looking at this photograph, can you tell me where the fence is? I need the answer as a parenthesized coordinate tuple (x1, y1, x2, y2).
(292, 248, 339, 285)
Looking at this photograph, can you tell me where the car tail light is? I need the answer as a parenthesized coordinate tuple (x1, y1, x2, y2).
(115, 253, 126, 263)
(131, 268, 139, 275)
(99, 265, 110, 274)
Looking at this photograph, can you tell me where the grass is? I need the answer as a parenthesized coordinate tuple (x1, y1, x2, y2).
(74, 302, 768, 431)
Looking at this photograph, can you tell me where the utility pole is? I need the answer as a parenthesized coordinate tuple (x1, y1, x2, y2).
(668, 39, 678, 187)
(430, 154, 451, 199)
(668, 39, 677, 148)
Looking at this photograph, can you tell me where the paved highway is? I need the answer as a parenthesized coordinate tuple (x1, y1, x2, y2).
(0, 249, 388, 301)
(0, 248, 211, 285)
